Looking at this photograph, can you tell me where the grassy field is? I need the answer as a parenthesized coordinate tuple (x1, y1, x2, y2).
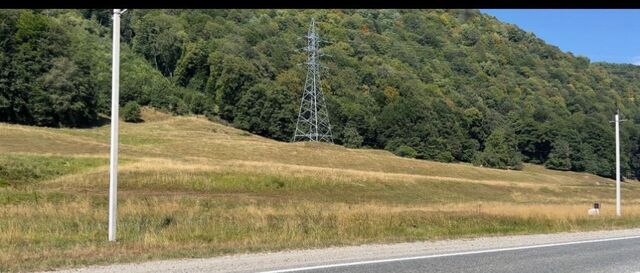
(2, 108, 640, 272)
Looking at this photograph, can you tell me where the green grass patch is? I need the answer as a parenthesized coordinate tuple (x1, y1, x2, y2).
(112, 171, 527, 204)
(0, 155, 108, 186)
(0, 189, 77, 205)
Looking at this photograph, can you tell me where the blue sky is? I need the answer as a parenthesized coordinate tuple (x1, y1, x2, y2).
(480, 9, 640, 65)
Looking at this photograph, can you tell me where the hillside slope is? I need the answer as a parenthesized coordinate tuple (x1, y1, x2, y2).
(3, 9, 640, 178)
(2, 109, 640, 272)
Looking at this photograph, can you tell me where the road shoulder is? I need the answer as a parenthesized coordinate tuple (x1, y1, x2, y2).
(38, 228, 640, 273)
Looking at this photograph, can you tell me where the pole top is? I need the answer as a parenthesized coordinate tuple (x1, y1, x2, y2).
(309, 18, 316, 33)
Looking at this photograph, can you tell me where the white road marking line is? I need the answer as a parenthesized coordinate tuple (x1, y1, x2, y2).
(258, 235, 640, 273)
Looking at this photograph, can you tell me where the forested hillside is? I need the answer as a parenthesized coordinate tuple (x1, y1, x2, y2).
(1, 9, 640, 179)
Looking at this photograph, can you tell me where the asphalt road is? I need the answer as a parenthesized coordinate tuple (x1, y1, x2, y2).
(263, 237, 640, 273)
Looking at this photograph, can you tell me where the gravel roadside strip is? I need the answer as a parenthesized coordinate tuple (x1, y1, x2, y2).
(38, 228, 640, 273)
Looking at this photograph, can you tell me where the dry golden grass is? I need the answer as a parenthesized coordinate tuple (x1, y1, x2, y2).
(1, 109, 640, 272)
(0, 111, 614, 187)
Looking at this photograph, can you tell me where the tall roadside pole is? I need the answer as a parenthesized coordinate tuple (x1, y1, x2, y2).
(109, 8, 125, 242)
(610, 107, 626, 217)
(615, 109, 621, 217)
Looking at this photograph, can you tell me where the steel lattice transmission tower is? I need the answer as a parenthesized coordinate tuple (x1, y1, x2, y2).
(293, 18, 334, 143)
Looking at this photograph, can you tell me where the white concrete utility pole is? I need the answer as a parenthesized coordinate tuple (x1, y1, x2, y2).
(610, 107, 626, 217)
(615, 110, 621, 217)
(109, 8, 126, 242)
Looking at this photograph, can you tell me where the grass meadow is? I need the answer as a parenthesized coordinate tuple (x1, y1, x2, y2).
(2, 108, 640, 272)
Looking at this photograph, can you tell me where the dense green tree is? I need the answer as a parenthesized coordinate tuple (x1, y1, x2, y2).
(233, 81, 296, 140)
(0, 10, 98, 127)
(79, 9, 111, 27)
(174, 40, 208, 89)
(473, 128, 523, 170)
(210, 54, 257, 120)
(544, 139, 572, 171)
(122, 101, 141, 122)
(132, 11, 186, 77)
(395, 145, 417, 158)
(342, 124, 364, 148)
(35, 57, 97, 127)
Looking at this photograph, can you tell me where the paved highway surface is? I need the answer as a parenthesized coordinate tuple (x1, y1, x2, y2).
(262, 236, 640, 273)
